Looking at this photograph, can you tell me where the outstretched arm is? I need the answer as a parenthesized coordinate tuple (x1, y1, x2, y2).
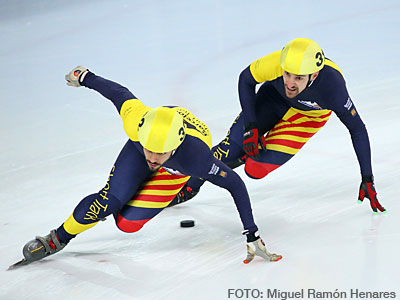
(182, 141, 282, 263)
(338, 112, 386, 213)
(65, 66, 150, 142)
(330, 82, 385, 213)
(65, 66, 136, 113)
(203, 157, 282, 263)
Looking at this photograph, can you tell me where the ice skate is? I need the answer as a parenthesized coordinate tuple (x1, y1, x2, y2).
(23, 230, 67, 262)
(9, 230, 67, 270)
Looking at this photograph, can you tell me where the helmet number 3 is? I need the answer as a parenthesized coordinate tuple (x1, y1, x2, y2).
(315, 52, 323, 67)
(178, 127, 185, 141)
(139, 117, 144, 127)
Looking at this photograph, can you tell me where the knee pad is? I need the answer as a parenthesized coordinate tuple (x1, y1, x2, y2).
(245, 158, 280, 179)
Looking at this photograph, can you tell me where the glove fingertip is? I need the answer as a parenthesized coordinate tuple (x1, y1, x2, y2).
(377, 203, 386, 213)
(272, 255, 283, 262)
(357, 200, 363, 204)
(243, 259, 251, 264)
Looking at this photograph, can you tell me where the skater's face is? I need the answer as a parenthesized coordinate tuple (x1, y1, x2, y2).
(282, 71, 319, 98)
(143, 148, 173, 171)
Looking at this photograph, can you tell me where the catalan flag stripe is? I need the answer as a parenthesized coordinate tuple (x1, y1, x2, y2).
(262, 109, 332, 155)
(266, 134, 311, 143)
(141, 183, 187, 191)
(266, 138, 305, 149)
(270, 126, 322, 134)
(286, 116, 330, 124)
(140, 177, 189, 186)
(266, 144, 300, 155)
(129, 200, 172, 208)
(137, 188, 184, 196)
(128, 194, 176, 202)
(123, 167, 190, 208)
(267, 130, 316, 138)
(286, 111, 332, 122)
(271, 120, 328, 132)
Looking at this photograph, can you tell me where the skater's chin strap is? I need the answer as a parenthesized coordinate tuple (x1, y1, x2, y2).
(306, 74, 315, 88)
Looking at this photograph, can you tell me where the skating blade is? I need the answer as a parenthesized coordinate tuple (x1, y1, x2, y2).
(8, 258, 29, 270)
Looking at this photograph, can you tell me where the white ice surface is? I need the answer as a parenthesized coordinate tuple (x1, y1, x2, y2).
(1, 1, 400, 299)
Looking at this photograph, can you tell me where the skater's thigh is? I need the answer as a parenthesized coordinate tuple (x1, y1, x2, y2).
(116, 168, 190, 232)
(106, 140, 153, 205)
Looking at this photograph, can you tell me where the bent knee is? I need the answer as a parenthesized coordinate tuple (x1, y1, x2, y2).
(115, 213, 150, 233)
(245, 158, 281, 179)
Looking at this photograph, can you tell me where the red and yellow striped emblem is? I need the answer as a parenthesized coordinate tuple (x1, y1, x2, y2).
(125, 168, 189, 209)
(116, 167, 190, 233)
(264, 108, 332, 155)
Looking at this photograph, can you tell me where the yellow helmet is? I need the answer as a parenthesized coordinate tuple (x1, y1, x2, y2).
(280, 38, 325, 75)
(137, 107, 186, 153)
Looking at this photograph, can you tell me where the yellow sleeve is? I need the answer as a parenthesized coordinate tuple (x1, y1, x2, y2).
(120, 99, 151, 142)
(249, 50, 283, 83)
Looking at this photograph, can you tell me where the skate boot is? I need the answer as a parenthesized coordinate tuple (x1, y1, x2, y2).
(168, 184, 199, 207)
(23, 229, 67, 262)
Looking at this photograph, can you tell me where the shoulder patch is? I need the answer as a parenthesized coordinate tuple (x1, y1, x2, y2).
(344, 97, 353, 110)
(208, 163, 219, 175)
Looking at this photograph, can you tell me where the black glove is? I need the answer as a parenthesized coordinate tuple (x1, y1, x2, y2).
(243, 123, 266, 158)
(168, 184, 198, 207)
(358, 175, 386, 214)
(242, 231, 282, 264)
